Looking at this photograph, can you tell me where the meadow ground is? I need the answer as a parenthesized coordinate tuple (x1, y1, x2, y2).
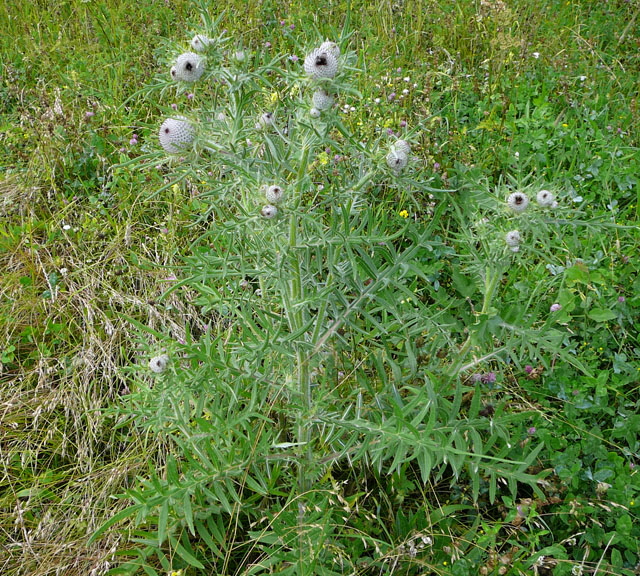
(1, 1, 639, 575)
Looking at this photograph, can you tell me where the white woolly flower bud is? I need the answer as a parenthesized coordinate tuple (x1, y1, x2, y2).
(159, 117, 195, 153)
(148, 354, 169, 374)
(190, 34, 212, 53)
(309, 107, 321, 118)
(256, 112, 274, 130)
(386, 149, 409, 171)
(261, 205, 278, 219)
(505, 230, 521, 252)
(536, 189, 555, 207)
(265, 185, 284, 204)
(392, 139, 411, 156)
(507, 192, 529, 213)
(319, 41, 340, 59)
(304, 48, 339, 79)
(312, 89, 334, 110)
(173, 52, 205, 82)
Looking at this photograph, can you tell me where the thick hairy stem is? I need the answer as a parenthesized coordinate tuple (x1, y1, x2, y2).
(283, 145, 315, 574)
(449, 267, 502, 377)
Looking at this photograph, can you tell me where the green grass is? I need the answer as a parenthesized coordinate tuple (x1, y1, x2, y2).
(1, 0, 639, 575)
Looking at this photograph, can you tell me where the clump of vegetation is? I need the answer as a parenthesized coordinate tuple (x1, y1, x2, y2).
(1, 1, 638, 575)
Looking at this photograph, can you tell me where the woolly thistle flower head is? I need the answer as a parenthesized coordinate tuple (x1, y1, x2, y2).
(173, 52, 205, 82)
(507, 192, 529, 213)
(309, 107, 321, 118)
(159, 117, 195, 153)
(392, 139, 411, 156)
(190, 34, 212, 53)
(260, 205, 278, 219)
(386, 149, 409, 171)
(505, 230, 521, 252)
(312, 88, 334, 110)
(303, 48, 339, 80)
(255, 112, 274, 131)
(265, 184, 284, 204)
(536, 189, 555, 207)
(319, 40, 340, 59)
(148, 354, 170, 374)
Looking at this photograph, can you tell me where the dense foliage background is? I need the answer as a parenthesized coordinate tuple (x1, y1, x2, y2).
(1, 1, 638, 575)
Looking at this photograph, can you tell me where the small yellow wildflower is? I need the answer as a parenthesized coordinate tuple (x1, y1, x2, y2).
(399, 209, 409, 218)
(317, 152, 329, 166)
(562, 123, 568, 128)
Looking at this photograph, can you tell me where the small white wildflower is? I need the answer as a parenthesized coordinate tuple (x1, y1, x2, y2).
(190, 34, 211, 52)
(505, 230, 521, 251)
(312, 88, 334, 110)
(303, 48, 338, 79)
(265, 184, 284, 204)
(536, 189, 555, 207)
(386, 149, 409, 171)
(507, 192, 529, 213)
(173, 52, 205, 82)
(159, 117, 195, 153)
(233, 50, 246, 62)
(319, 40, 340, 59)
(532, 51, 540, 59)
(53, 93, 63, 116)
(62, 224, 71, 231)
(148, 354, 170, 374)
(392, 139, 411, 156)
(533, 556, 546, 568)
(309, 107, 321, 118)
(260, 205, 278, 219)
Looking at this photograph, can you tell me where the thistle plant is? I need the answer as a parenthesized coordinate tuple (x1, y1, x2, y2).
(94, 10, 547, 575)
